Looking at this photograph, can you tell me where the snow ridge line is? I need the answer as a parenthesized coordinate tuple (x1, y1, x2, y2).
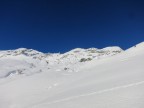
(30, 80, 144, 107)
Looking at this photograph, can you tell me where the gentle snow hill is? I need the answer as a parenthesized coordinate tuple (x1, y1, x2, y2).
(0, 42, 144, 108)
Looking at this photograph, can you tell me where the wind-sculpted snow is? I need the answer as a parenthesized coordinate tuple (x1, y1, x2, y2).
(0, 42, 144, 108)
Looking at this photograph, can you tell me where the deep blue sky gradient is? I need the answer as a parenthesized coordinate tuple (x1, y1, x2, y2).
(0, 0, 144, 53)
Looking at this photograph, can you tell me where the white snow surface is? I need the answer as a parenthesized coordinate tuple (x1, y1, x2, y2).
(0, 42, 144, 108)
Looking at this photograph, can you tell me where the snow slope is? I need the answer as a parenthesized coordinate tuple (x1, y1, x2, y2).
(0, 42, 144, 108)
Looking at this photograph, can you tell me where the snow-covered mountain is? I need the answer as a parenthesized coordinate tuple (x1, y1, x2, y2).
(0, 42, 144, 108)
(0, 46, 123, 78)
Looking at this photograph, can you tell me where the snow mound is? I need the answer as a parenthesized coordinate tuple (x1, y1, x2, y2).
(0, 48, 45, 59)
(102, 46, 123, 52)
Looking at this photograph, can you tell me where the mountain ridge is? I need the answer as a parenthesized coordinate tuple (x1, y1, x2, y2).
(0, 42, 144, 108)
(1, 42, 144, 79)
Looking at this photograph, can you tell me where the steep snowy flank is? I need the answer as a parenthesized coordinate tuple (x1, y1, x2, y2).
(0, 42, 144, 108)
(126, 42, 144, 52)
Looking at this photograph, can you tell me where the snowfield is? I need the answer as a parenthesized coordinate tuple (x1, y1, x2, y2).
(0, 42, 144, 108)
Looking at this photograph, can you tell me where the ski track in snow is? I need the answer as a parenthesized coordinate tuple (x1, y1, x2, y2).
(29, 80, 144, 108)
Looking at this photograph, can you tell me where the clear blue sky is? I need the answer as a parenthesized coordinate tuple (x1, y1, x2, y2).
(0, 0, 144, 53)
